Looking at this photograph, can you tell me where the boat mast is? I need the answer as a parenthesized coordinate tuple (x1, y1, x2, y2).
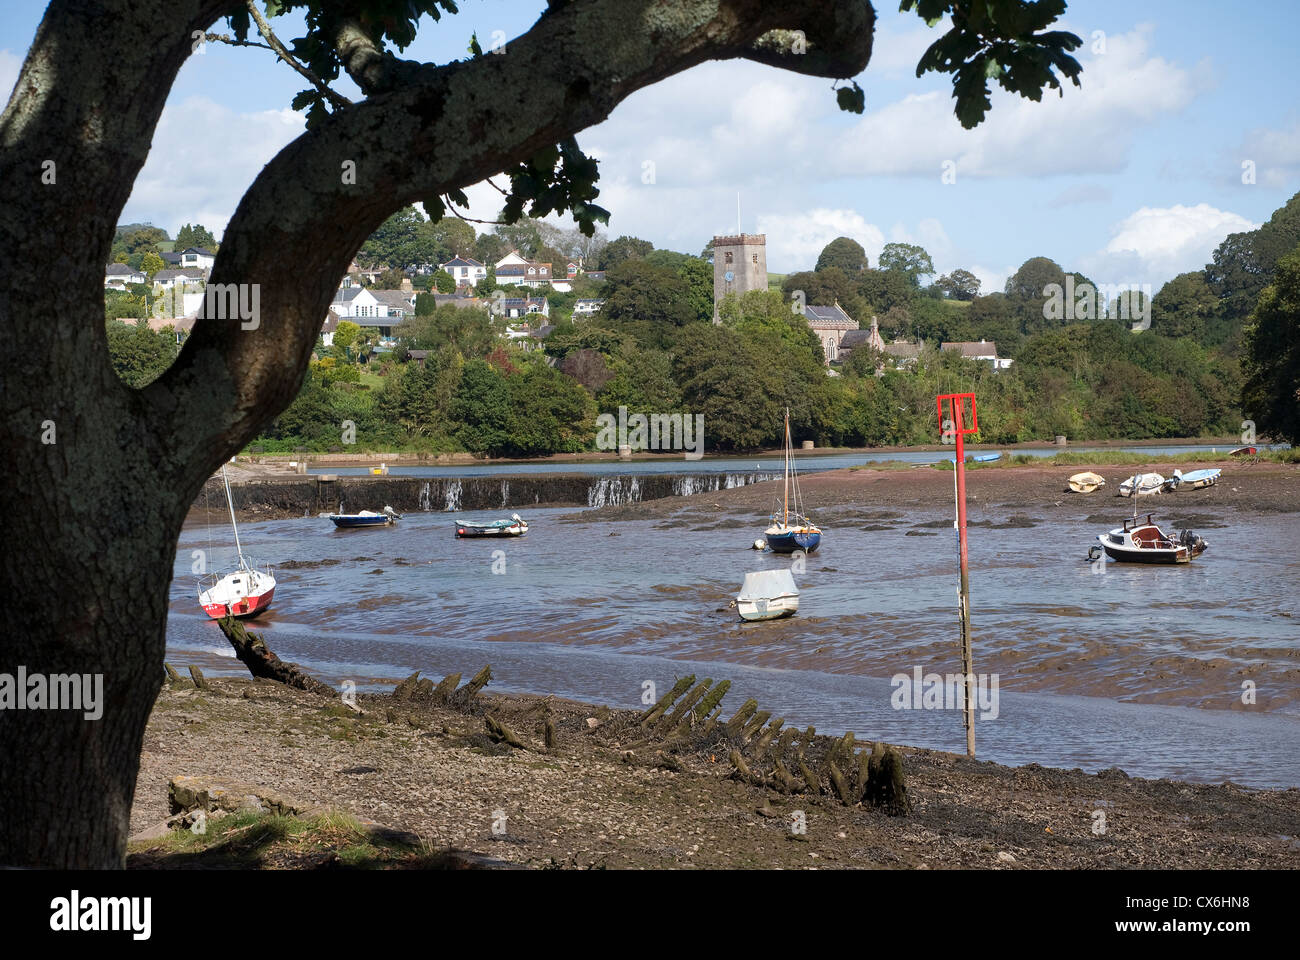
(783, 407, 790, 527)
(221, 464, 247, 570)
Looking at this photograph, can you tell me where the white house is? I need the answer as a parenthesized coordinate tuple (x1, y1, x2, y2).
(320, 309, 340, 347)
(496, 296, 549, 320)
(494, 251, 554, 289)
(370, 288, 417, 319)
(941, 340, 1013, 370)
(439, 256, 487, 288)
(151, 267, 206, 291)
(104, 263, 146, 289)
(177, 247, 215, 272)
(330, 285, 389, 319)
(573, 298, 605, 317)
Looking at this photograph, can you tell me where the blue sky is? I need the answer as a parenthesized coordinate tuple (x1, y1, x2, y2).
(3, 1, 1298, 293)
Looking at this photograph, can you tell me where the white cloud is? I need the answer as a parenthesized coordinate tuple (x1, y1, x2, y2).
(1236, 118, 1300, 189)
(835, 24, 1208, 179)
(756, 208, 886, 269)
(1080, 203, 1258, 289)
(123, 96, 304, 238)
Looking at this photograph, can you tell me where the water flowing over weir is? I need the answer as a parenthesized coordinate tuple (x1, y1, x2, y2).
(197, 471, 784, 518)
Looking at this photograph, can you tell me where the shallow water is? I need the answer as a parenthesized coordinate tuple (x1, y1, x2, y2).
(167, 497, 1300, 787)
(306, 443, 1285, 478)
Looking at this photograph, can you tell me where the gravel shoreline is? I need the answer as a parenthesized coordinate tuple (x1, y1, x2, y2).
(130, 672, 1300, 869)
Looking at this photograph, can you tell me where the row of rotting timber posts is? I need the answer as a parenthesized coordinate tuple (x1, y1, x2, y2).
(629, 675, 911, 816)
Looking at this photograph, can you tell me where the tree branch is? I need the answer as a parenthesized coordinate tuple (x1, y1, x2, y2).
(244, 1, 353, 110)
(142, 0, 876, 495)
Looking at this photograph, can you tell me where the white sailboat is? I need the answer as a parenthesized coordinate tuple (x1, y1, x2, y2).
(198, 465, 276, 619)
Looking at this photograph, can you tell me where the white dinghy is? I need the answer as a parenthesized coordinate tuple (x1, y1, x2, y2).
(1119, 472, 1170, 497)
(735, 569, 799, 622)
(1068, 471, 1106, 494)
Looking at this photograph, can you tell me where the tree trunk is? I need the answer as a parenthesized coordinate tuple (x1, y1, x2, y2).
(0, 459, 183, 867)
(0, 0, 873, 868)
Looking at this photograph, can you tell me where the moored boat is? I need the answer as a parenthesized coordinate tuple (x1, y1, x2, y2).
(1119, 472, 1170, 497)
(1068, 471, 1106, 494)
(329, 506, 400, 527)
(1229, 446, 1257, 457)
(1170, 468, 1221, 490)
(456, 513, 528, 538)
(735, 569, 799, 621)
(763, 407, 821, 554)
(198, 465, 276, 619)
(1091, 513, 1207, 564)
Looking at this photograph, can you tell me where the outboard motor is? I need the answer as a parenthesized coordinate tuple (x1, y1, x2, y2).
(1178, 528, 1207, 555)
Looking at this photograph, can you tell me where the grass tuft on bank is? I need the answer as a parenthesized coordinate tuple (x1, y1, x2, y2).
(126, 810, 460, 869)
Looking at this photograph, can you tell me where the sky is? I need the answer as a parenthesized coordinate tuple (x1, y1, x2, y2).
(3, 1, 1298, 295)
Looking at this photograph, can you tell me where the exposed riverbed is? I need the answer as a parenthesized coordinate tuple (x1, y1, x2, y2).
(167, 461, 1300, 787)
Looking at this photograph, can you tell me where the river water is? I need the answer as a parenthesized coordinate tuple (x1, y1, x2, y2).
(166, 484, 1300, 788)
(306, 443, 1288, 478)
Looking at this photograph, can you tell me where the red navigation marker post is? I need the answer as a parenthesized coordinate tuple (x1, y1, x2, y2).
(937, 392, 978, 756)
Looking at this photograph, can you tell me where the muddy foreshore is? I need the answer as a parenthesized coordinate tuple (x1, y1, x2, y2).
(129, 671, 1300, 869)
(193, 456, 1300, 525)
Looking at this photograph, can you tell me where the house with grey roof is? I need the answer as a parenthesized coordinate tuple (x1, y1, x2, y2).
(178, 247, 215, 272)
(104, 263, 146, 289)
(439, 255, 486, 288)
(151, 267, 206, 291)
(370, 288, 416, 319)
(941, 340, 1012, 370)
(495, 251, 555, 289)
(495, 297, 549, 320)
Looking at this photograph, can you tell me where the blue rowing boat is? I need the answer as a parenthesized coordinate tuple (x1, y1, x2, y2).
(329, 506, 400, 527)
(1171, 468, 1221, 490)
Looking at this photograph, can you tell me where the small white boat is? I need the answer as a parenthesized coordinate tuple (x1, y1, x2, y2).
(455, 513, 528, 538)
(1118, 472, 1169, 497)
(735, 569, 799, 622)
(1170, 468, 1221, 490)
(1091, 513, 1207, 564)
(1068, 471, 1106, 494)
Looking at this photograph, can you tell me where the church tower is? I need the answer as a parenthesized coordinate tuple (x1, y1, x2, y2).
(712, 233, 767, 321)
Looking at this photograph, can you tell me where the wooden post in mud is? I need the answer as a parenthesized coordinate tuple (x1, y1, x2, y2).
(937, 393, 978, 757)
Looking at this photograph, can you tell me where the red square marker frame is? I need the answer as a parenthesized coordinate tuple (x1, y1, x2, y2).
(936, 392, 979, 439)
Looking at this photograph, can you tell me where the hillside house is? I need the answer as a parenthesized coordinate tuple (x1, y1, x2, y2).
(177, 247, 215, 272)
(104, 263, 146, 288)
(330, 285, 389, 319)
(151, 267, 206, 291)
(439, 256, 487, 288)
(941, 340, 1013, 370)
(497, 297, 549, 320)
(495, 251, 555, 289)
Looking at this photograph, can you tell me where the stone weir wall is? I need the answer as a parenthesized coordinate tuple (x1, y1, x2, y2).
(193, 472, 783, 521)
